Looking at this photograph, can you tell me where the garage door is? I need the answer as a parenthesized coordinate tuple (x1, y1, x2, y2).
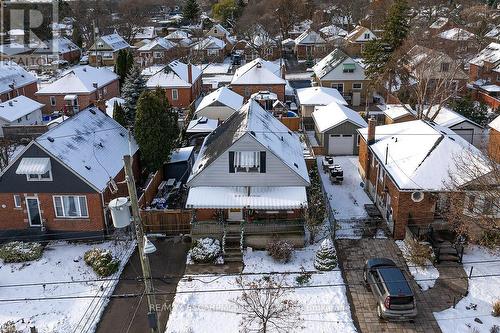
(452, 128, 474, 144)
(328, 134, 354, 155)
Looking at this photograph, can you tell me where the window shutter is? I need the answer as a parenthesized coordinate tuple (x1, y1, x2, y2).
(260, 151, 266, 173)
(229, 151, 235, 173)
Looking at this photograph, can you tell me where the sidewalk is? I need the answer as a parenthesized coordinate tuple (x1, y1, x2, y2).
(95, 237, 189, 333)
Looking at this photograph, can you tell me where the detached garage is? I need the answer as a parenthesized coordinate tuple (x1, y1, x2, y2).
(312, 101, 367, 155)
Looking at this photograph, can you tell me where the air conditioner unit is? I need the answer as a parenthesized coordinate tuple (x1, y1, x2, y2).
(411, 191, 424, 203)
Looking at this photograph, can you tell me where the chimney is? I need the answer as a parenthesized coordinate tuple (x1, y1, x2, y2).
(367, 117, 376, 145)
(187, 63, 192, 84)
(281, 63, 286, 79)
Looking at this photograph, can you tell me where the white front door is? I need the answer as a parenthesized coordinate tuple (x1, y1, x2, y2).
(26, 197, 42, 226)
(227, 209, 243, 221)
(328, 134, 354, 155)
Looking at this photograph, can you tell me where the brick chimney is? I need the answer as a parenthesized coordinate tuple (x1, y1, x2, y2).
(187, 62, 193, 84)
(367, 117, 376, 145)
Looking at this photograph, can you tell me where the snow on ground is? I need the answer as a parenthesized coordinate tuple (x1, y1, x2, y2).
(395, 240, 439, 291)
(317, 156, 373, 238)
(166, 242, 357, 333)
(0, 240, 135, 333)
(434, 246, 500, 333)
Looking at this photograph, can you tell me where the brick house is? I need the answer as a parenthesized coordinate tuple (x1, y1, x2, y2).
(382, 104, 416, 124)
(312, 48, 370, 107)
(190, 36, 226, 62)
(146, 60, 202, 109)
(32, 37, 81, 65)
(89, 33, 131, 67)
(0, 61, 38, 102)
(136, 37, 177, 67)
(358, 118, 487, 239)
(294, 29, 327, 60)
(343, 25, 378, 57)
(468, 42, 500, 109)
(230, 58, 286, 101)
(35, 65, 119, 115)
(488, 116, 500, 163)
(186, 99, 310, 250)
(0, 106, 139, 238)
(206, 23, 236, 53)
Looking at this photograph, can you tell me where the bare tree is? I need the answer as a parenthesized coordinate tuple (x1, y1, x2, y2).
(0, 139, 19, 171)
(232, 275, 302, 333)
(444, 150, 500, 247)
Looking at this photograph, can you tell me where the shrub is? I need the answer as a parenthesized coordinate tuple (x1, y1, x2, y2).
(314, 238, 337, 271)
(493, 300, 500, 317)
(266, 238, 294, 263)
(491, 325, 499, 333)
(84, 248, 120, 277)
(0, 241, 43, 263)
(480, 231, 500, 249)
(406, 239, 434, 267)
(295, 267, 312, 285)
(0, 321, 20, 333)
(189, 238, 221, 264)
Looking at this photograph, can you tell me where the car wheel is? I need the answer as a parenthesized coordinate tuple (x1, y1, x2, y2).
(377, 304, 384, 319)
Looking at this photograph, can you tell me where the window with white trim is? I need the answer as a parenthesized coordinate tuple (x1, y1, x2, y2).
(13, 195, 21, 208)
(234, 151, 260, 173)
(53, 195, 89, 218)
(331, 83, 344, 94)
(172, 89, 179, 100)
(50, 96, 56, 106)
(464, 193, 500, 217)
(378, 165, 385, 182)
(26, 170, 52, 181)
(364, 33, 370, 39)
(353, 83, 362, 90)
(153, 51, 163, 58)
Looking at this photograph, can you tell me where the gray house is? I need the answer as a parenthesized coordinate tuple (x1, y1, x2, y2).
(312, 101, 367, 155)
(186, 99, 310, 254)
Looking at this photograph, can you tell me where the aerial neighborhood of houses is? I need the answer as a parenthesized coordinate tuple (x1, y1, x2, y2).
(0, 1, 499, 332)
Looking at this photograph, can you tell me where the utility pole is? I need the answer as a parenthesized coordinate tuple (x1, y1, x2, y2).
(123, 155, 160, 333)
(93, 20, 99, 68)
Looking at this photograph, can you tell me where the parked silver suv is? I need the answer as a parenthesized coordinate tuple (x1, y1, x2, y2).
(363, 258, 418, 321)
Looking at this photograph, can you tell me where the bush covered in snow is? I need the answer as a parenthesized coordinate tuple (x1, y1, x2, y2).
(84, 248, 120, 277)
(0, 241, 43, 263)
(189, 238, 221, 264)
(266, 238, 294, 263)
(0, 321, 20, 333)
(314, 239, 337, 271)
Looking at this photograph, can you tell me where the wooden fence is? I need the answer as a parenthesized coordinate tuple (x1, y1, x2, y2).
(138, 168, 164, 208)
(3, 124, 48, 140)
(280, 117, 300, 131)
(141, 209, 191, 234)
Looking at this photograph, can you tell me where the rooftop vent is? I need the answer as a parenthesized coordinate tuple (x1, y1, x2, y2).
(89, 108, 96, 115)
(47, 136, 55, 142)
(250, 130, 256, 136)
(294, 162, 298, 168)
(83, 67, 87, 72)
(119, 132, 125, 137)
(85, 165, 91, 170)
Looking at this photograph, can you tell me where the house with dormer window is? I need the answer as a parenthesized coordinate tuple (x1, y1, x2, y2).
(186, 99, 310, 253)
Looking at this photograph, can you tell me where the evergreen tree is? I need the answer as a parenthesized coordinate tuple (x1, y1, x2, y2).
(451, 95, 490, 127)
(112, 101, 127, 127)
(362, 0, 409, 82)
(115, 49, 134, 88)
(314, 239, 337, 271)
(183, 0, 200, 24)
(121, 65, 146, 126)
(72, 24, 83, 49)
(134, 89, 179, 171)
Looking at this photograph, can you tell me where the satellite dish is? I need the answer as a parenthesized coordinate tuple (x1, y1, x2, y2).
(411, 191, 424, 203)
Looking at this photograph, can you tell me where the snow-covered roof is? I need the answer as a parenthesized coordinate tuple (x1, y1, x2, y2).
(429, 17, 449, 29)
(133, 26, 156, 40)
(137, 37, 176, 51)
(0, 43, 32, 56)
(382, 104, 415, 120)
(196, 87, 243, 113)
(169, 146, 194, 163)
(0, 61, 38, 94)
(424, 105, 482, 128)
(485, 26, 500, 40)
(186, 117, 218, 133)
(489, 115, 500, 131)
(480, 84, 500, 92)
(141, 65, 165, 77)
(438, 28, 474, 41)
(36, 106, 138, 191)
(165, 30, 192, 40)
(146, 60, 202, 89)
(295, 29, 326, 45)
(105, 97, 125, 118)
(189, 99, 309, 184)
(99, 33, 130, 51)
(0, 96, 44, 122)
(33, 37, 80, 54)
(201, 63, 231, 75)
(312, 102, 367, 132)
(36, 66, 118, 94)
(296, 86, 347, 106)
(312, 48, 349, 79)
(186, 186, 307, 209)
(470, 42, 500, 68)
(230, 58, 285, 85)
(358, 120, 485, 191)
(319, 24, 348, 38)
(192, 36, 225, 50)
(345, 25, 376, 42)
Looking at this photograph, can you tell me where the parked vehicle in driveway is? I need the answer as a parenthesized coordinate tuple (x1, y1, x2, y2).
(363, 258, 418, 321)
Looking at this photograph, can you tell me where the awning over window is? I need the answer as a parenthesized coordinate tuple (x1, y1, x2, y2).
(343, 63, 356, 70)
(16, 157, 51, 175)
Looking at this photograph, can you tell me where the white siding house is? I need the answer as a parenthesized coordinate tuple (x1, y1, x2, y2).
(0, 96, 43, 137)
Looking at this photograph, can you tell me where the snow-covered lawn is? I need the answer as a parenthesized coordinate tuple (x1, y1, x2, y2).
(0, 240, 134, 333)
(395, 240, 439, 291)
(317, 156, 373, 238)
(434, 246, 500, 333)
(166, 242, 357, 333)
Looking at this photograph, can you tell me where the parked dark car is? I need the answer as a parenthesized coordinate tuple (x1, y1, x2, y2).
(363, 258, 418, 321)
